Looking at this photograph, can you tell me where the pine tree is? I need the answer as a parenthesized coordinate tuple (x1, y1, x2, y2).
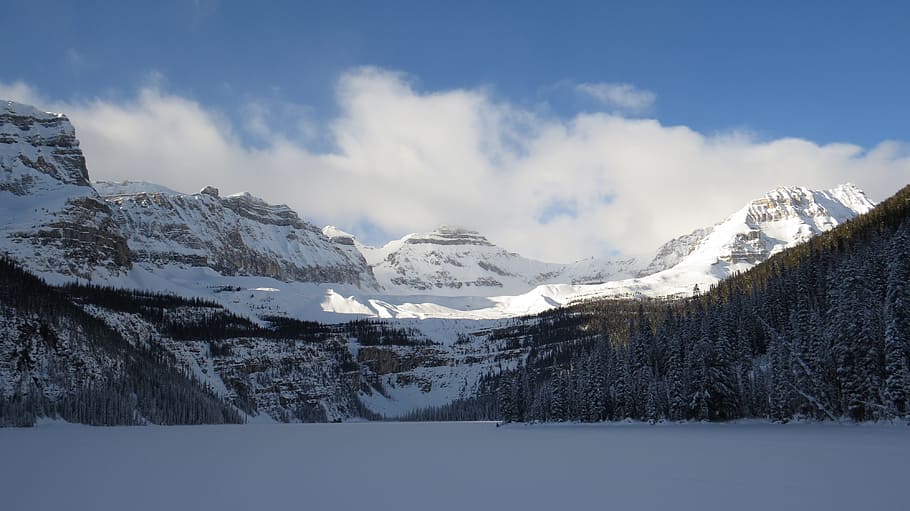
(884, 224, 910, 419)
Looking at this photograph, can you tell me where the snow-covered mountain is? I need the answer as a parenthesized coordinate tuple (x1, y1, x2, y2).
(0, 99, 879, 323)
(356, 226, 564, 296)
(335, 225, 639, 297)
(312, 184, 878, 319)
(1, 99, 378, 289)
(0, 100, 130, 280)
(325, 184, 872, 303)
(536, 183, 878, 305)
(641, 184, 875, 278)
(98, 182, 378, 288)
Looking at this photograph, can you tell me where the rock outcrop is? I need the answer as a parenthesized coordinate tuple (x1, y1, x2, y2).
(0, 100, 130, 280)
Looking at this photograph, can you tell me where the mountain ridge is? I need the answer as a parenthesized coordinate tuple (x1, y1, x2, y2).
(0, 98, 880, 320)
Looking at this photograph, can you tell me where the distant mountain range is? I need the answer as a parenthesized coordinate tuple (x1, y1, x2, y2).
(0, 98, 875, 320)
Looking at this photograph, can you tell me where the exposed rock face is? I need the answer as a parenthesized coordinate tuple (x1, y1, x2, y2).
(98, 184, 379, 288)
(357, 345, 448, 375)
(404, 226, 495, 247)
(0, 101, 89, 188)
(209, 336, 365, 422)
(22, 196, 131, 277)
(71, 303, 370, 423)
(0, 101, 131, 280)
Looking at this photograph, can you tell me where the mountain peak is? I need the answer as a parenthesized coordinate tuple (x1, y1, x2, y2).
(1, 99, 65, 120)
(743, 183, 875, 228)
(827, 182, 875, 213)
(322, 225, 356, 246)
(1, 98, 88, 187)
(94, 180, 180, 197)
(406, 225, 493, 247)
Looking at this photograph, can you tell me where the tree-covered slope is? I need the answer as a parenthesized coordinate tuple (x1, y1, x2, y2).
(0, 257, 244, 426)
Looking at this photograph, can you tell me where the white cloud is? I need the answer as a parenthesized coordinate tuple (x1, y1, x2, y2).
(2, 70, 908, 263)
(0, 81, 44, 106)
(576, 82, 656, 112)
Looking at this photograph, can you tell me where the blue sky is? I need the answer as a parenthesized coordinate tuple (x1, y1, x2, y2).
(3, 1, 909, 260)
(5, 0, 908, 146)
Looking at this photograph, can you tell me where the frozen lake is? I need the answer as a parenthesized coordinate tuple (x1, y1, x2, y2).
(2, 421, 908, 510)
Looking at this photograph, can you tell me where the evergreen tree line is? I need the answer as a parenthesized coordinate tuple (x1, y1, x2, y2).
(0, 257, 244, 426)
(343, 319, 436, 347)
(395, 395, 499, 422)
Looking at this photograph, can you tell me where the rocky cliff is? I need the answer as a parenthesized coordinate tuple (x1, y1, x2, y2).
(0, 100, 130, 281)
(99, 182, 378, 288)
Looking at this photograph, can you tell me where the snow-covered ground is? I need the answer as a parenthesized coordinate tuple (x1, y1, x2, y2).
(2, 421, 907, 511)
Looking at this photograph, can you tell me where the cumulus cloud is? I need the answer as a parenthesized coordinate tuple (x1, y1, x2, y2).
(2, 70, 908, 263)
(576, 82, 656, 112)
